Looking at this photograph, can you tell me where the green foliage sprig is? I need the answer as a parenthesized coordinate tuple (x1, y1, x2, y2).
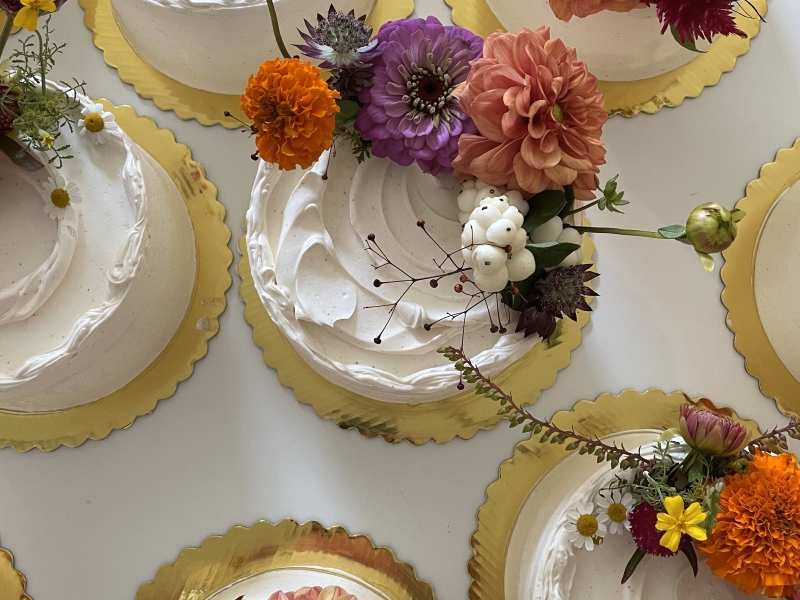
(1, 18, 86, 168)
(334, 99, 370, 163)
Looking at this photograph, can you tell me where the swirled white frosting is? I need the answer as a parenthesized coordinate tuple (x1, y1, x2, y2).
(508, 431, 755, 600)
(109, 0, 375, 94)
(246, 151, 540, 403)
(0, 86, 195, 413)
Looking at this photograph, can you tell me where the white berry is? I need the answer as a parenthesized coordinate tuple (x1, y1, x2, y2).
(472, 245, 507, 274)
(558, 227, 582, 246)
(486, 218, 517, 246)
(511, 228, 528, 254)
(502, 206, 524, 229)
(461, 221, 487, 247)
(473, 265, 510, 293)
(462, 247, 473, 265)
(504, 190, 528, 216)
(471, 204, 503, 229)
(529, 216, 564, 243)
(457, 188, 478, 212)
(506, 248, 537, 281)
(462, 180, 476, 190)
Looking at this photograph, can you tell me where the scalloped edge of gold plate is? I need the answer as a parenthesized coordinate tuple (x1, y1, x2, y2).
(721, 138, 800, 419)
(467, 390, 760, 600)
(78, 0, 414, 128)
(0, 102, 232, 452)
(136, 519, 435, 600)
(237, 229, 595, 445)
(0, 548, 31, 600)
(445, 0, 767, 117)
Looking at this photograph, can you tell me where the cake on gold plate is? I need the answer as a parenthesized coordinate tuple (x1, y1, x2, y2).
(108, 0, 375, 94)
(0, 85, 196, 412)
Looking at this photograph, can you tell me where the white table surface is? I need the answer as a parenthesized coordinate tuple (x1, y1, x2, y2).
(2, 1, 800, 599)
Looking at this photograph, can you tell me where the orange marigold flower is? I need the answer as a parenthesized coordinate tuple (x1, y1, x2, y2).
(697, 452, 800, 598)
(241, 58, 339, 171)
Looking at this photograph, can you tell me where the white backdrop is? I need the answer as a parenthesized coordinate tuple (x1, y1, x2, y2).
(1, 1, 799, 599)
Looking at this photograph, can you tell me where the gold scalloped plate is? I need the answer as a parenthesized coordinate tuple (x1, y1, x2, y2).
(467, 390, 760, 600)
(136, 520, 435, 600)
(0, 549, 31, 600)
(0, 102, 232, 452)
(78, 0, 414, 128)
(721, 139, 800, 419)
(445, 0, 766, 117)
(238, 231, 594, 445)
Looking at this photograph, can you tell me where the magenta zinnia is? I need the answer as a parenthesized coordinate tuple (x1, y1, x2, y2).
(354, 16, 483, 175)
(646, 0, 745, 43)
(629, 502, 687, 557)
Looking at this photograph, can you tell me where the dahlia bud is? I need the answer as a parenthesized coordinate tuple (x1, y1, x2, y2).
(678, 405, 748, 457)
(685, 202, 738, 254)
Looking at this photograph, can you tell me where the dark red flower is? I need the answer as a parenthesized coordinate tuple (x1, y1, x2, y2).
(646, 0, 745, 43)
(629, 502, 689, 557)
(0, 84, 19, 136)
(0, 0, 67, 13)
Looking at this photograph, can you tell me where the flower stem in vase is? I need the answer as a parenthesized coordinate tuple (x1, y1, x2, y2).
(265, 0, 291, 59)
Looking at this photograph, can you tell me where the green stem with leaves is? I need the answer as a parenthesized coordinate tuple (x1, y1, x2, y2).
(562, 199, 600, 216)
(570, 225, 668, 240)
(0, 12, 13, 61)
(265, 0, 291, 59)
(441, 346, 654, 469)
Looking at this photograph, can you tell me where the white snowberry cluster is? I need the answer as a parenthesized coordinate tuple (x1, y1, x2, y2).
(457, 181, 537, 293)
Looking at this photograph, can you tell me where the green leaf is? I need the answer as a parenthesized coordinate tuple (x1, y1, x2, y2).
(658, 224, 687, 239)
(681, 543, 699, 578)
(566, 441, 580, 451)
(0, 134, 43, 172)
(335, 99, 361, 126)
(696, 250, 715, 273)
(523, 190, 567, 233)
(621, 547, 647, 584)
(670, 24, 704, 53)
(730, 208, 746, 223)
(559, 184, 576, 217)
(526, 242, 580, 268)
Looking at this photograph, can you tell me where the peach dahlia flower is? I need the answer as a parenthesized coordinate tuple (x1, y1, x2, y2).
(549, 0, 642, 21)
(452, 27, 607, 201)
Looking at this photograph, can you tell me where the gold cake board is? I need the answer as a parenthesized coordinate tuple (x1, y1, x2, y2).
(0, 102, 232, 452)
(238, 233, 595, 445)
(79, 0, 414, 128)
(137, 520, 434, 600)
(0, 549, 30, 600)
(468, 390, 760, 600)
(722, 138, 800, 418)
(445, 0, 767, 117)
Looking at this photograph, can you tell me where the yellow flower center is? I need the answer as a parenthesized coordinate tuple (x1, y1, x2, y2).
(576, 514, 598, 537)
(84, 113, 105, 133)
(608, 503, 628, 523)
(552, 103, 564, 123)
(50, 188, 70, 208)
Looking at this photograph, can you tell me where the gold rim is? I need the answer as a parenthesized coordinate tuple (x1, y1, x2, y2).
(467, 390, 760, 600)
(721, 139, 800, 418)
(78, 0, 415, 128)
(0, 13, 21, 35)
(136, 520, 435, 600)
(0, 102, 232, 452)
(0, 548, 31, 600)
(238, 232, 594, 444)
(444, 0, 767, 117)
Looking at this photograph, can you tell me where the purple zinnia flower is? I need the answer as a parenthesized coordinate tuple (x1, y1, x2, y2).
(355, 16, 483, 176)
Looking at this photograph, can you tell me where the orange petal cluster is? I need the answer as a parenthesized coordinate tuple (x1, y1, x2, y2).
(451, 27, 607, 201)
(548, 0, 642, 21)
(697, 452, 800, 598)
(268, 585, 357, 600)
(241, 58, 339, 171)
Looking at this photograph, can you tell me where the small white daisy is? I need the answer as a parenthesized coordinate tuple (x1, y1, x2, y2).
(596, 492, 635, 535)
(42, 174, 82, 220)
(565, 501, 606, 551)
(78, 102, 117, 145)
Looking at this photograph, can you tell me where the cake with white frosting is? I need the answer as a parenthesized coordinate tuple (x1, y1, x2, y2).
(245, 150, 585, 403)
(109, 0, 375, 95)
(511, 432, 755, 600)
(0, 88, 195, 413)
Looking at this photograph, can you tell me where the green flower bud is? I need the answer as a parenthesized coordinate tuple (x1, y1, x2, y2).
(685, 202, 738, 254)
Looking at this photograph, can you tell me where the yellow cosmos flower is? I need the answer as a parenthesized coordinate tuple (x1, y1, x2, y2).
(655, 496, 708, 552)
(13, 0, 57, 32)
(38, 128, 55, 149)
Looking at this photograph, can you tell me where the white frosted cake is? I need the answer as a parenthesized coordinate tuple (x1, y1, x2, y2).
(110, 0, 375, 95)
(244, 150, 590, 403)
(507, 431, 754, 600)
(0, 88, 196, 413)
(484, 0, 710, 81)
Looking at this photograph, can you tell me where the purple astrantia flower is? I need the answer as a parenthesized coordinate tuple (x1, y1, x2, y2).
(296, 5, 380, 69)
(355, 16, 483, 176)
